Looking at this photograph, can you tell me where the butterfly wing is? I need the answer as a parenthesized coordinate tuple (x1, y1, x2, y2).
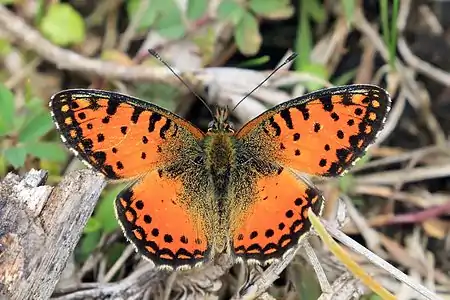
(115, 166, 215, 270)
(236, 85, 391, 176)
(51, 89, 215, 269)
(230, 84, 390, 263)
(50, 89, 205, 179)
(230, 166, 323, 263)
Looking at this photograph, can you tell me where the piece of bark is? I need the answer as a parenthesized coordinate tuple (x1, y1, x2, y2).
(0, 169, 106, 300)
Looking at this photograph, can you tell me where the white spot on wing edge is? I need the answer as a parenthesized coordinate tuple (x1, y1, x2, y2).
(69, 148, 79, 156)
(81, 159, 93, 169)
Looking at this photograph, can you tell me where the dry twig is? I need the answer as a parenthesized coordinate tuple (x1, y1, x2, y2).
(0, 6, 176, 84)
(0, 169, 106, 299)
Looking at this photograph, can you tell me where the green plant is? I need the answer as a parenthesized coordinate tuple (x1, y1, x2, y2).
(0, 83, 67, 174)
(76, 184, 124, 263)
(236, 55, 270, 67)
(218, 0, 294, 56)
(127, 0, 191, 39)
(341, 0, 356, 25)
(39, 3, 86, 46)
(380, 0, 399, 68)
(294, 0, 329, 91)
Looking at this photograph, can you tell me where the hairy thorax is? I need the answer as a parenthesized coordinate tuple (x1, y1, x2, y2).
(203, 132, 236, 198)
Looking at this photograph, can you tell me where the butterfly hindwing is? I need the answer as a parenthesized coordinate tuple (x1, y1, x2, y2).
(236, 85, 391, 177)
(50, 89, 205, 180)
(115, 167, 215, 269)
(231, 167, 323, 263)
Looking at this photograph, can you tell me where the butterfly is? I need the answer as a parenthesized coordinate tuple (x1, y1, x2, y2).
(50, 84, 391, 270)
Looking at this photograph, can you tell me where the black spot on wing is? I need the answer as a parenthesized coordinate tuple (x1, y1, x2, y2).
(342, 92, 353, 105)
(159, 119, 171, 139)
(131, 107, 144, 123)
(171, 123, 178, 137)
(148, 113, 162, 133)
(93, 151, 106, 165)
(106, 100, 120, 115)
(280, 109, 294, 129)
(295, 104, 310, 120)
(268, 117, 281, 136)
(319, 95, 334, 112)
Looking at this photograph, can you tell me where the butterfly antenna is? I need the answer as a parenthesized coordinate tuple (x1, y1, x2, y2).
(148, 49, 214, 118)
(232, 52, 298, 112)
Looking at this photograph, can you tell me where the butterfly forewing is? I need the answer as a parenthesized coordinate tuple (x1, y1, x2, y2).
(236, 85, 391, 177)
(50, 89, 204, 180)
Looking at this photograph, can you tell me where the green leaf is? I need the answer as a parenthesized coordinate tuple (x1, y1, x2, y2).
(295, 0, 312, 70)
(84, 218, 102, 233)
(127, 0, 186, 38)
(40, 3, 86, 46)
(126, 0, 158, 30)
(187, 0, 208, 20)
(76, 231, 101, 262)
(300, 63, 329, 91)
(155, 15, 186, 39)
(134, 82, 180, 111)
(4, 146, 27, 169)
(217, 0, 246, 25)
(0, 0, 16, 4)
(304, 0, 326, 23)
(249, 0, 294, 20)
(353, 152, 372, 168)
(24, 141, 67, 162)
(96, 185, 124, 233)
(338, 173, 355, 194)
(237, 55, 270, 67)
(332, 69, 357, 86)
(341, 0, 355, 24)
(24, 96, 46, 112)
(0, 39, 12, 56)
(106, 243, 126, 267)
(18, 111, 54, 143)
(35, 0, 46, 24)
(0, 155, 7, 177)
(0, 83, 15, 136)
(234, 12, 262, 56)
(154, 0, 186, 39)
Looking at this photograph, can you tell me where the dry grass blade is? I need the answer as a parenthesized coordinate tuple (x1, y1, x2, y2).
(319, 216, 441, 300)
(308, 209, 396, 300)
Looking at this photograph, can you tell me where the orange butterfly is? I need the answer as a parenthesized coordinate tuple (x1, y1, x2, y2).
(50, 84, 391, 270)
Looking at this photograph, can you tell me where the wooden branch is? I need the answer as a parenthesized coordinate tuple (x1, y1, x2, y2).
(0, 169, 106, 300)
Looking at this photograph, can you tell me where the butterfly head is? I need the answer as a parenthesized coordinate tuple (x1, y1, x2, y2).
(208, 106, 235, 133)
